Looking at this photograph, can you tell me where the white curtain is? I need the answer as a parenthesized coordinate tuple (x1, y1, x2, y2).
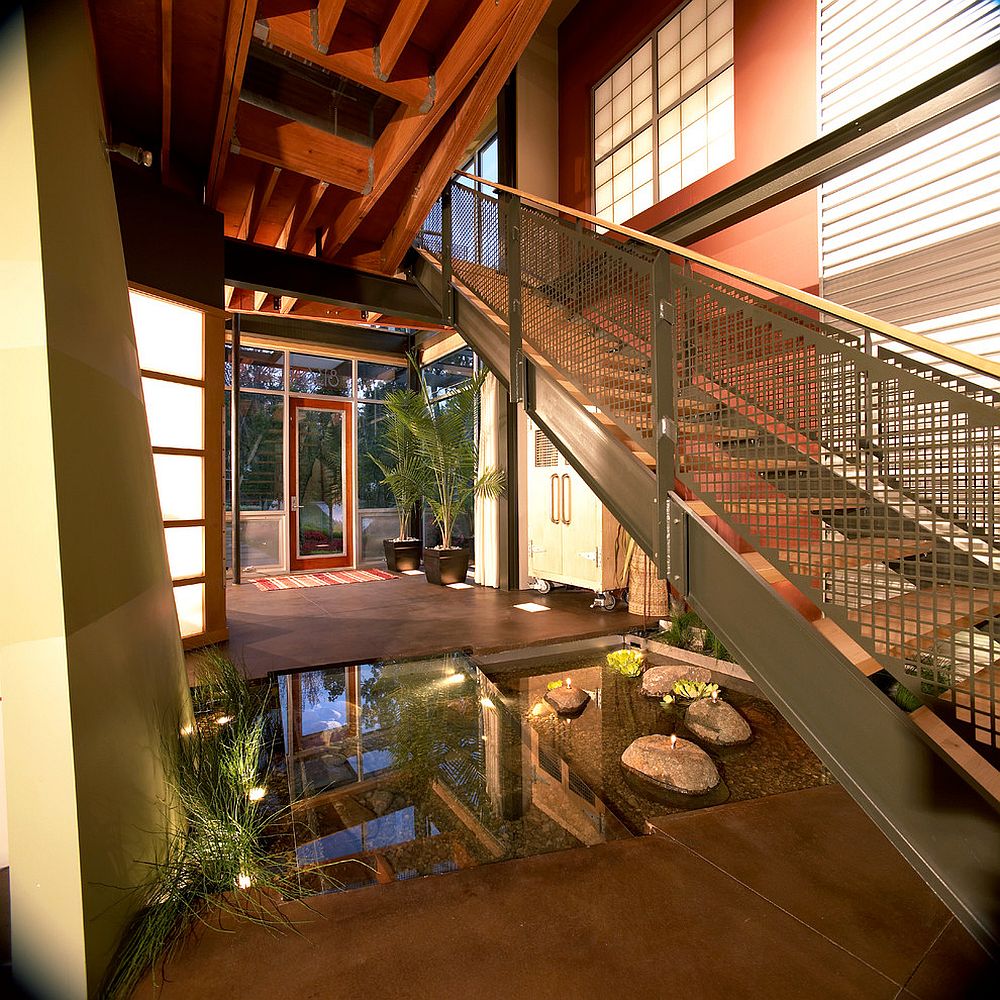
(474, 372, 501, 587)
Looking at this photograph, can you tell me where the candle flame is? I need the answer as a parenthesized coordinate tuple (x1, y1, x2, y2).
(711, 690, 719, 703)
(565, 677, 572, 688)
(670, 734, 678, 750)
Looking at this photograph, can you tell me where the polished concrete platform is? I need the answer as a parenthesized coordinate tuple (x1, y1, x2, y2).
(222, 575, 628, 678)
(133, 786, 993, 999)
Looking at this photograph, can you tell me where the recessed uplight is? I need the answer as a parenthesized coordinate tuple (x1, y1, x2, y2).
(402, 569, 424, 576)
(514, 602, 551, 613)
(236, 873, 252, 890)
(480, 696, 495, 710)
(248, 786, 266, 802)
(447, 582, 473, 589)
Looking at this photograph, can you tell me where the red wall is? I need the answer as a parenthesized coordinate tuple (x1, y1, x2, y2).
(558, 0, 819, 290)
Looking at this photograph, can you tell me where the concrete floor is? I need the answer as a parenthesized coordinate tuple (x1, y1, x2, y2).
(220, 574, 631, 678)
(132, 786, 993, 1000)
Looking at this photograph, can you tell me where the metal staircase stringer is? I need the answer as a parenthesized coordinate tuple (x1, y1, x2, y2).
(671, 493, 1000, 955)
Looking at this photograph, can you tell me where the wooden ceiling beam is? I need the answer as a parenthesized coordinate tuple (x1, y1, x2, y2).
(206, 0, 260, 204)
(243, 162, 282, 242)
(321, 0, 516, 259)
(233, 103, 371, 192)
(261, 12, 432, 110)
(285, 178, 330, 253)
(376, 0, 431, 80)
(311, 0, 347, 55)
(160, 0, 173, 183)
(379, 1, 552, 272)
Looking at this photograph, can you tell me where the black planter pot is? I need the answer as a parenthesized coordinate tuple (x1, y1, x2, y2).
(423, 547, 470, 585)
(383, 538, 421, 572)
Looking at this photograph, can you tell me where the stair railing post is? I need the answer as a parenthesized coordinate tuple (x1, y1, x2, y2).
(506, 193, 523, 403)
(441, 182, 454, 326)
(651, 250, 676, 580)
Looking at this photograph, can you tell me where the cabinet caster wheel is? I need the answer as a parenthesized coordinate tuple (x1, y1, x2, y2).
(535, 578, 552, 594)
(601, 592, 618, 611)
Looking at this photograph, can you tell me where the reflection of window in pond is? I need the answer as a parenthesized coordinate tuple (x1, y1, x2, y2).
(296, 806, 417, 865)
(299, 668, 348, 736)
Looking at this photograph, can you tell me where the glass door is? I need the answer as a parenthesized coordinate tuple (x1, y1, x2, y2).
(289, 397, 353, 570)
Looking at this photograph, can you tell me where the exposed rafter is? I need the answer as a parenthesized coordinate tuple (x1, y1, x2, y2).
(206, 0, 259, 204)
(240, 162, 281, 242)
(233, 103, 371, 192)
(310, 0, 347, 55)
(261, 11, 432, 110)
(284, 178, 329, 253)
(376, 0, 430, 80)
(321, 0, 516, 259)
(381, 0, 553, 271)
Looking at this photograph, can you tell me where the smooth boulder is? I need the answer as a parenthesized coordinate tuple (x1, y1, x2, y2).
(620, 734, 720, 795)
(544, 685, 591, 715)
(685, 698, 752, 746)
(641, 662, 713, 698)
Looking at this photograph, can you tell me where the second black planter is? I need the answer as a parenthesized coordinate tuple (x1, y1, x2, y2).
(423, 547, 470, 585)
(383, 538, 421, 572)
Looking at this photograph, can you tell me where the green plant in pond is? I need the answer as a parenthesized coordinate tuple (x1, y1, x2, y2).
(606, 648, 645, 677)
(702, 626, 733, 662)
(659, 609, 701, 650)
(888, 682, 922, 712)
(546, 679, 564, 690)
(370, 384, 428, 540)
(102, 651, 323, 999)
(386, 361, 505, 549)
(661, 679, 720, 706)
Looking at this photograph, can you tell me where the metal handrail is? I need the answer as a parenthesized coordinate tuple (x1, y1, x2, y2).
(455, 169, 1000, 383)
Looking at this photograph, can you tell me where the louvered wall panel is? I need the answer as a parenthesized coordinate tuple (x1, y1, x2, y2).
(818, 0, 1000, 364)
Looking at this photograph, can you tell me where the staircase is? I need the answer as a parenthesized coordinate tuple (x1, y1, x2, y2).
(408, 174, 1000, 954)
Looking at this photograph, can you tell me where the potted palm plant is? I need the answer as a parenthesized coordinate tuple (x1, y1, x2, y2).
(386, 367, 505, 585)
(370, 387, 426, 572)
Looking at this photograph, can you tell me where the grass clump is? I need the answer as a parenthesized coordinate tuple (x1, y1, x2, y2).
(102, 650, 313, 999)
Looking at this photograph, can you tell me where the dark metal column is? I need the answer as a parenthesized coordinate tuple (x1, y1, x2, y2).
(497, 71, 521, 590)
(230, 313, 241, 584)
(650, 251, 675, 576)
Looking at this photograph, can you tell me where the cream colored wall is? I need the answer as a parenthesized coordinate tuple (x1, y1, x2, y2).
(516, 27, 560, 202)
(0, 2, 190, 996)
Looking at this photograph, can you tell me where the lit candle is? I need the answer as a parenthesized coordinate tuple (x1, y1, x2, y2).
(565, 677, 572, 688)
(711, 690, 719, 704)
(670, 734, 678, 750)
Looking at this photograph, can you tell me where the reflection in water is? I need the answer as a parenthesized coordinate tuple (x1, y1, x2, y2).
(276, 654, 629, 894)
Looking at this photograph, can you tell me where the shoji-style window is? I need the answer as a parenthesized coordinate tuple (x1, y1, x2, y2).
(594, 0, 734, 224)
(131, 288, 224, 644)
(818, 0, 1000, 380)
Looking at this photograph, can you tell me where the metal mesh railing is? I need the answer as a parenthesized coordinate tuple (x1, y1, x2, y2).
(416, 179, 1000, 749)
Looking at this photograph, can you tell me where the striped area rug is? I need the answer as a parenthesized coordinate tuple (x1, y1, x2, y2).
(251, 569, 397, 592)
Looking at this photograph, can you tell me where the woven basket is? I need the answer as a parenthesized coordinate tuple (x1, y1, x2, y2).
(627, 551, 670, 618)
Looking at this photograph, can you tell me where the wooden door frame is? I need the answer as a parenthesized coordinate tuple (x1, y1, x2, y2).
(289, 396, 354, 570)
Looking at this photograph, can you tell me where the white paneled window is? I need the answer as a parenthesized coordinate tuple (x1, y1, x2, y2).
(818, 0, 1000, 379)
(594, 0, 734, 224)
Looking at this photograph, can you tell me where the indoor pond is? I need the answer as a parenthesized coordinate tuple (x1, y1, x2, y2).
(269, 644, 832, 896)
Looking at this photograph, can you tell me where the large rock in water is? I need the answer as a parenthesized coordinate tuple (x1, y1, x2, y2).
(641, 662, 713, 698)
(621, 735, 720, 795)
(544, 685, 591, 715)
(685, 699, 752, 746)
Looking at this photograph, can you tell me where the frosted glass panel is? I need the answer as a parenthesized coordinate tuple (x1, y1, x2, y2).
(174, 583, 205, 638)
(142, 377, 203, 449)
(165, 525, 205, 580)
(154, 453, 204, 521)
(130, 290, 204, 380)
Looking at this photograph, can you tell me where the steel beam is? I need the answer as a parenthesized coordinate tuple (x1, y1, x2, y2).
(648, 42, 1000, 246)
(674, 494, 1000, 955)
(228, 312, 409, 357)
(224, 237, 441, 322)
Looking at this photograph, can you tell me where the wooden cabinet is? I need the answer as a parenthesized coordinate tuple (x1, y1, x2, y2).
(527, 421, 624, 598)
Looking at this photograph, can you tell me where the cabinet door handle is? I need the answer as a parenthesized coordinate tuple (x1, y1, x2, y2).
(561, 474, 571, 525)
(550, 474, 560, 524)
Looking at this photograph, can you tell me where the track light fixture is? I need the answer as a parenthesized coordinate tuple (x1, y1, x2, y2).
(107, 142, 153, 167)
